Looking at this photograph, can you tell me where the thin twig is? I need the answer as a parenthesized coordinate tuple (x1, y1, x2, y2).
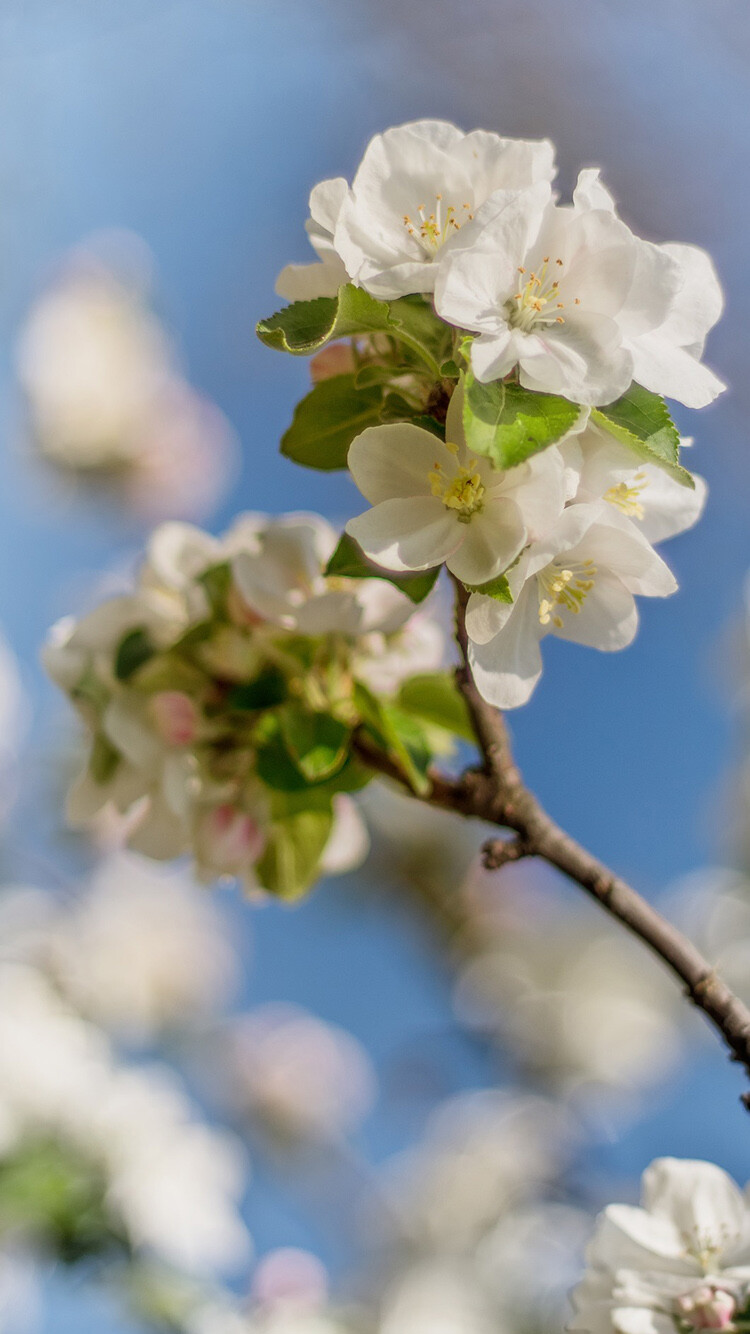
(359, 580, 750, 1107)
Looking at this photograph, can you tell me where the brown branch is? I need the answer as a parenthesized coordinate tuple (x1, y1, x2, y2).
(359, 580, 750, 1106)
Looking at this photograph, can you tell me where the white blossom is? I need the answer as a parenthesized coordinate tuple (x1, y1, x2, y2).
(227, 1003, 376, 1142)
(346, 386, 573, 584)
(465, 501, 678, 708)
(16, 240, 237, 519)
(276, 179, 350, 301)
(330, 119, 555, 300)
(570, 1158, 750, 1334)
(50, 851, 238, 1042)
(435, 174, 724, 407)
(567, 424, 707, 543)
(0, 962, 251, 1274)
(572, 169, 725, 408)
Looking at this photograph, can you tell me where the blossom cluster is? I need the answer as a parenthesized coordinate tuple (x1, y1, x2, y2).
(44, 512, 446, 897)
(572, 1157, 750, 1334)
(263, 118, 722, 708)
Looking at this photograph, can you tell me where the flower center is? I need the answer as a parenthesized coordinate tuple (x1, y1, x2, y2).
(604, 473, 649, 520)
(403, 195, 474, 255)
(506, 257, 580, 333)
(429, 442, 486, 522)
(674, 1285, 738, 1332)
(537, 560, 597, 628)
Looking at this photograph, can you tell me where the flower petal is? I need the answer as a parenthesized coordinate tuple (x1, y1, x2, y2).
(348, 423, 456, 504)
(550, 571, 638, 651)
(468, 585, 544, 708)
(642, 1158, 749, 1260)
(446, 499, 526, 585)
(346, 497, 462, 572)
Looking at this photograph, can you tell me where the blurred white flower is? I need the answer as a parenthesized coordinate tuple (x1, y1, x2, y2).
(0, 961, 251, 1275)
(379, 1260, 499, 1334)
(454, 896, 683, 1112)
(16, 237, 237, 521)
(228, 1003, 376, 1143)
(571, 1158, 750, 1334)
(251, 1248, 329, 1313)
(381, 1090, 570, 1252)
(50, 851, 239, 1042)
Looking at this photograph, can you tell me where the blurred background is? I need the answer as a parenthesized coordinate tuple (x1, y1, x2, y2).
(1, 1, 750, 1330)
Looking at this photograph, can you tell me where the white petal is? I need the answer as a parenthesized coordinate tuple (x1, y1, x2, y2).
(347, 423, 454, 504)
(590, 1206, 691, 1270)
(127, 793, 187, 860)
(146, 522, 221, 590)
(613, 1308, 676, 1334)
(550, 571, 638, 651)
(630, 334, 726, 408)
(636, 470, 707, 544)
(308, 177, 348, 235)
(642, 1158, 749, 1259)
(573, 167, 617, 214)
(446, 499, 526, 585)
(503, 445, 568, 540)
(657, 242, 725, 350)
(577, 509, 677, 597)
(464, 590, 515, 646)
(274, 258, 346, 301)
(346, 497, 462, 572)
(320, 795, 370, 875)
(469, 328, 518, 383)
(103, 698, 163, 772)
(468, 584, 544, 709)
(518, 314, 634, 405)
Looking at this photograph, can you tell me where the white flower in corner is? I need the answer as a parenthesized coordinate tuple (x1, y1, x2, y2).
(309, 119, 555, 301)
(570, 1157, 750, 1334)
(275, 179, 350, 301)
(465, 501, 677, 708)
(569, 424, 707, 544)
(573, 169, 725, 409)
(435, 173, 720, 407)
(346, 385, 572, 585)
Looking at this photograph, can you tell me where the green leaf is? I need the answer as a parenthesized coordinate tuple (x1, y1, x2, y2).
(257, 285, 446, 376)
(227, 666, 288, 711)
(354, 682, 432, 795)
(281, 373, 384, 470)
(325, 533, 440, 604)
(255, 808, 334, 899)
(463, 371, 583, 469)
(256, 716, 368, 795)
(278, 704, 351, 782)
(396, 672, 475, 744)
(461, 572, 514, 603)
(114, 628, 155, 681)
(591, 384, 695, 487)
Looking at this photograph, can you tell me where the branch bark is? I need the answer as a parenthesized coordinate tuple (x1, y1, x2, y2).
(362, 579, 750, 1106)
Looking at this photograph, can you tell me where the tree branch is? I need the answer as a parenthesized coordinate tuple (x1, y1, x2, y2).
(359, 580, 750, 1106)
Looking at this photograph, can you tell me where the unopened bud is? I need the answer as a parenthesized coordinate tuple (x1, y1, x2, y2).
(310, 342, 357, 383)
(676, 1286, 737, 1330)
(150, 691, 199, 747)
(198, 804, 265, 875)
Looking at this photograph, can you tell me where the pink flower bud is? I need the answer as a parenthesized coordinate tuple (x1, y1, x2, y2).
(199, 804, 265, 874)
(676, 1286, 737, 1330)
(150, 691, 199, 747)
(309, 342, 357, 383)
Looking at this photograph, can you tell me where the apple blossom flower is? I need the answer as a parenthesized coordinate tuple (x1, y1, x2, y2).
(572, 169, 725, 409)
(328, 119, 555, 300)
(435, 173, 724, 407)
(0, 962, 251, 1274)
(465, 501, 678, 708)
(570, 1158, 750, 1334)
(16, 238, 237, 520)
(567, 424, 707, 543)
(346, 385, 574, 585)
(44, 510, 429, 896)
(49, 851, 238, 1043)
(227, 1003, 376, 1143)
